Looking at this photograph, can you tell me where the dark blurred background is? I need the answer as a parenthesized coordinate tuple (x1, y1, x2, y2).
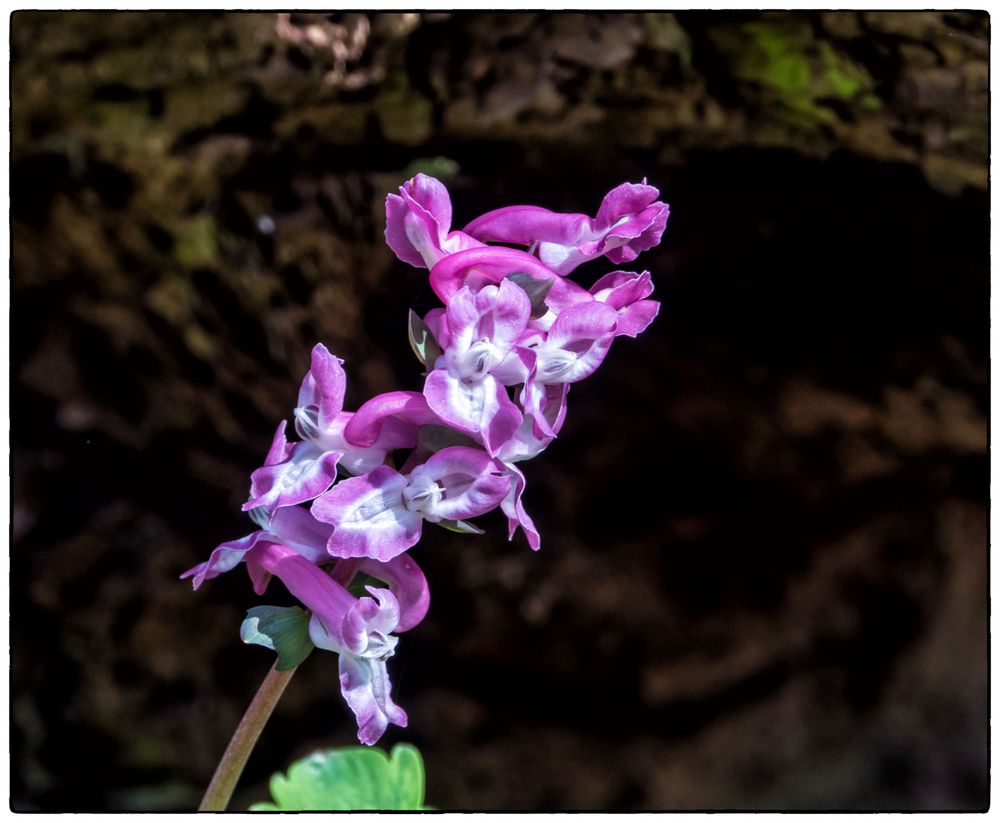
(11, 11, 988, 811)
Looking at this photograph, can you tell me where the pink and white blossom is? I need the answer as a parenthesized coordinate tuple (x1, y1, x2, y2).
(463, 180, 669, 275)
(385, 173, 483, 268)
(312, 446, 511, 562)
(184, 172, 669, 746)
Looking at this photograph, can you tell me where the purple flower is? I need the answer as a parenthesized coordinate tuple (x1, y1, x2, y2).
(463, 181, 669, 275)
(181, 505, 331, 593)
(327, 553, 431, 633)
(248, 541, 415, 745)
(521, 301, 619, 385)
(184, 513, 432, 745)
(385, 173, 482, 268)
(422, 279, 533, 454)
(244, 345, 417, 515)
(242, 422, 345, 517)
(182, 506, 432, 623)
(590, 270, 661, 338)
(189, 172, 672, 745)
(312, 446, 511, 562)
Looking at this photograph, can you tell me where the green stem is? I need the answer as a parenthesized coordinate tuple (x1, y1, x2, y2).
(198, 663, 296, 811)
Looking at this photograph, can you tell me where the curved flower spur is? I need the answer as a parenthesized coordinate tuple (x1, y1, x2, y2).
(183, 173, 669, 747)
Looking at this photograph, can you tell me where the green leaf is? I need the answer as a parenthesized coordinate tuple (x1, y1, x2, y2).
(240, 605, 314, 672)
(435, 518, 485, 535)
(506, 271, 554, 319)
(250, 743, 427, 811)
(407, 309, 443, 368)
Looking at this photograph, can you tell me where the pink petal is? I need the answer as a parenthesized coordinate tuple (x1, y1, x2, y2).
(589, 270, 655, 309)
(407, 445, 511, 522)
(266, 505, 334, 563)
(405, 174, 453, 236)
(356, 554, 430, 633)
(341, 587, 401, 654)
(616, 300, 660, 338)
(385, 174, 483, 268)
(343, 391, 441, 449)
(312, 466, 424, 562)
(499, 462, 541, 550)
(462, 182, 669, 275)
(464, 205, 593, 250)
(338, 654, 407, 746)
(180, 507, 333, 591)
(423, 369, 521, 455)
(491, 344, 535, 387)
(261, 420, 295, 467)
(595, 181, 661, 226)
(423, 307, 449, 350)
(249, 541, 356, 624)
(520, 371, 569, 439)
(384, 174, 450, 268)
(494, 413, 556, 463)
(589, 270, 660, 337)
(296, 343, 347, 429)
(180, 531, 264, 590)
(604, 202, 670, 265)
(444, 279, 531, 358)
(243, 442, 342, 513)
(385, 193, 428, 268)
(428, 246, 560, 301)
(533, 301, 619, 384)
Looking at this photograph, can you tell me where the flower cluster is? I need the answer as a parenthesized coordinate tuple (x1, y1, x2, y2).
(183, 174, 668, 745)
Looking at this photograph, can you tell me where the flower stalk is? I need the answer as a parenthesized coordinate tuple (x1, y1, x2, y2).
(198, 663, 297, 812)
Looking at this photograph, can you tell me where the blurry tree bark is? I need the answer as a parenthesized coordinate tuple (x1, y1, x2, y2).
(11, 10, 988, 451)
